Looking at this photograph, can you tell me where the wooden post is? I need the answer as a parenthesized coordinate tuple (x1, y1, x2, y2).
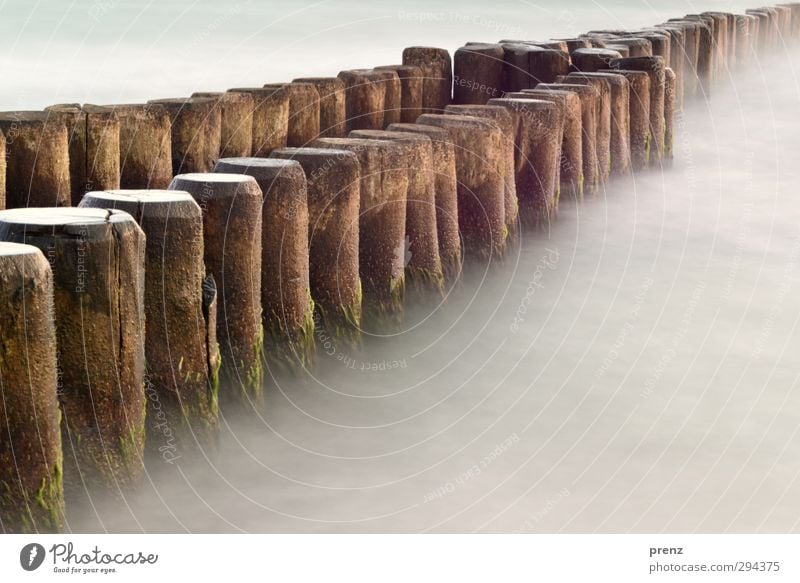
(367, 70, 402, 127)
(292, 77, 346, 138)
(486, 98, 563, 228)
(314, 137, 408, 328)
(192, 91, 254, 158)
(536, 82, 599, 193)
(610, 56, 666, 162)
(0, 208, 146, 497)
(349, 129, 444, 297)
(598, 69, 650, 171)
(566, 72, 630, 177)
(0, 131, 5, 209)
(444, 104, 519, 238)
(269, 148, 361, 347)
(502, 43, 537, 92)
(608, 37, 653, 57)
(684, 17, 714, 95)
(0, 111, 70, 208)
(654, 25, 686, 108)
(338, 70, 385, 132)
(665, 20, 701, 99)
(169, 173, 264, 405)
(529, 47, 571, 84)
(603, 44, 631, 57)
(0, 242, 63, 533)
(386, 122, 461, 282)
(664, 67, 676, 163)
(375, 65, 424, 124)
(560, 38, 594, 52)
(228, 87, 289, 156)
(108, 103, 173, 189)
(557, 75, 612, 184)
(734, 15, 752, 67)
(402, 47, 452, 113)
(453, 43, 505, 104)
(214, 157, 314, 372)
(79, 190, 220, 450)
(571, 48, 623, 73)
(416, 114, 505, 261)
(518, 89, 584, 199)
(148, 97, 221, 175)
(45, 104, 121, 206)
(263, 82, 321, 147)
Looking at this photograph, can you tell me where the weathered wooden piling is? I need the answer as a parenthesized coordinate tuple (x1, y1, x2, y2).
(665, 20, 701, 99)
(560, 38, 594, 52)
(314, 137, 407, 327)
(654, 25, 686, 107)
(292, 77, 346, 138)
(349, 129, 444, 296)
(453, 43, 505, 104)
(664, 67, 676, 162)
(369, 70, 403, 127)
(213, 157, 313, 371)
(604, 44, 631, 57)
(228, 86, 289, 156)
(636, 31, 671, 66)
(746, 10, 770, 52)
(486, 98, 563, 228)
(192, 91, 254, 158)
(375, 65, 425, 123)
(402, 47, 453, 113)
(597, 69, 650, 170)
(0, 242, 62, 533)
(148, 97, 221, 175)
(502, 43, 537, 92)
(269, 148, 361, 346)
(684, 17, 714, 94)
(45, 104, 121, 205)
(0, 208, 146, 495)
(529, 47, 572, 84)
(264, 82, 321, 147)
(517, 89, 584, 199)
(0, 112, 70, 208)
(557, 75, 611, 184)
(734, 15, 752, 65)
(0, 131, 5, 209)
(109, 103, 173, 189)
(701, 12, 728, 76)
(386, 122, 461, 282)
(609, 37, 653, 57)
(536, 82, 599, 194)
(567, 72, 631, 177)
(338, 70, 385, 132)
(610, 56, 666, 162)
(79, 190, 219, 448)
(444, 104, 518, 238)
(416, 114, 505, 260)
(571, 48, 623, 72)
(168, 174, 264, 404)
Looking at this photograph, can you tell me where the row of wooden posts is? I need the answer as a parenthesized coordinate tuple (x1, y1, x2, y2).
(0, 4, 797, 534)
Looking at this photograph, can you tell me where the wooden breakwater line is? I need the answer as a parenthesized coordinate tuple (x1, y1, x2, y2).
(0, 4, 797, 533)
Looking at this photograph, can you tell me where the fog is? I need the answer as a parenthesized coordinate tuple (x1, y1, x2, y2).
(6, 0, 797, 532)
